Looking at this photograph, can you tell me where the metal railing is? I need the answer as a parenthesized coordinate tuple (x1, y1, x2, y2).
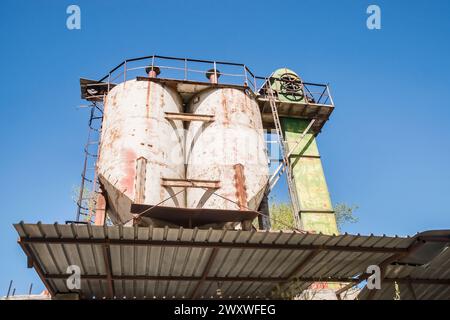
(98, 55, 259, 93)
(255, 76, 334, 106)
(95, 54, 334, 106)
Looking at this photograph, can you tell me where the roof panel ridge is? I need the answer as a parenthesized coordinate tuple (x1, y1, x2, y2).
(163, 225, 169, 240)
(177, 227, 184, 241)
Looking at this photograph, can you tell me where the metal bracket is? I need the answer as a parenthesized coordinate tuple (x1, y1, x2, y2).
(267, 118, 316, 193)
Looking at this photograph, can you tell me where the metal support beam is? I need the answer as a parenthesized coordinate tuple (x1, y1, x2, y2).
(286, 249, 322, 280)
(366, 239, 426, 300)
(27, 256, 33, 269)
(272, 249, 322, 296)
(190, 248, 218, 299)
(265, 81, 301, 228)
(161, 178, 220, 189)
(94, 190, 106, 226)
(233, 164, 252, 230)
(102, 244, 115, 298)
(407, 280, 418, 300)
(17, 240, 56, 297)
(165, 112, 214, 122)
(42, 273, 450, 286)
(337, 239, 426, 299)
(19, 237, 411, 254)
(19, 236, 411, 253)
(417, 235, 450, 243)
(257, 194, 270, 230)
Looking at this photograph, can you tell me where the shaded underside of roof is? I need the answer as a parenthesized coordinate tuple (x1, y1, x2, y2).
(359, 243, 450, 300)
(14, 223, 450, 300)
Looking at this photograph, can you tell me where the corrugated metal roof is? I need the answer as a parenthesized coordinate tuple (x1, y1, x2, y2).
(14, 223, 450, 299)
(358, 231, 450, 300)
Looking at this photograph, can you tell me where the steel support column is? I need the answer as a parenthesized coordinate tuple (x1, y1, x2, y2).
(102, 244, 115, 298)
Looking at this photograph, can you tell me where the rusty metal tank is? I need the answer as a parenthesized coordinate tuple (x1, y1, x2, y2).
(186, 87, 269, 214)
(97, 79, 185, 225)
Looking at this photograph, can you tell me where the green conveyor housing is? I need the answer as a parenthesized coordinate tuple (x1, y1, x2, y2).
(281, 118, 338, 235)
(271, 68, 338, 235)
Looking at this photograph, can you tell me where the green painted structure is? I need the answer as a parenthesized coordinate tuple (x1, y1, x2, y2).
(272, 68, 339, 235)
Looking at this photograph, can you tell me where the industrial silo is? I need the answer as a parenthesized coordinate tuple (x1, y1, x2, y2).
(186, 76, 269, 226)
(97, 75, 185, 225)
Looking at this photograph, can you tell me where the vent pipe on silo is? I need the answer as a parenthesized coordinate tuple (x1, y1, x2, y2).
(206, 68, 221, 84)
(145, 66, 161, 78)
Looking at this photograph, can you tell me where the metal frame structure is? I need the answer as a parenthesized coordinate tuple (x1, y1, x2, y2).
(76, 54, 336, 230)
(15, 223, 450, 299)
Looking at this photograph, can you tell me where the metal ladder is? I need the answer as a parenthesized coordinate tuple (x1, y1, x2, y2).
(76, 101, 103, 223)
(265, 81, 302, 229)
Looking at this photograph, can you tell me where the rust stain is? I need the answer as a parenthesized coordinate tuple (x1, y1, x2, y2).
(103, 127, 121, 151)
(233, 163, 248, 210)
(120, 149, 137, 197)
(134, 157, 147, 204)
(243, 92, 255, 127)
(146, 81, 152, 118)
(221, 89, 230, 126)
(94, 192, 106, 226)
(109, 127, 121, 142)
(159, 88, 165, 113)
(102, 94, 109, 128)
(111, 90, 118, 107)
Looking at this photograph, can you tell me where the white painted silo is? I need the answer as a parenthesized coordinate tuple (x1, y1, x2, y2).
(186, 88, 269, 214)
(97, 79, 185, 225)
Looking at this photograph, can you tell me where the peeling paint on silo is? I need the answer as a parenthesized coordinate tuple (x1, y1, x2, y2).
(98, 79, 185, 224)
(186, 88, 269, 215)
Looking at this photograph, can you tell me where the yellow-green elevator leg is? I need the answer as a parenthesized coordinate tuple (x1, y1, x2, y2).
(281, 118, 339, 235)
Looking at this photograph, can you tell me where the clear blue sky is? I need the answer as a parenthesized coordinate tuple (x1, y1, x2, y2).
(1, 0, 449, 295)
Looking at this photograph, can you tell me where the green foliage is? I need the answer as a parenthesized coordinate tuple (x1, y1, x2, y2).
(334, 203, 359, 232)
(269, 200, 359, 232)
(269, 202, 295, 230)
(71, 185, 96, 222)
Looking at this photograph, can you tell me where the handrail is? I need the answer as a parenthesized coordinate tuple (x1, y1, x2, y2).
(94, 54, 333, 106)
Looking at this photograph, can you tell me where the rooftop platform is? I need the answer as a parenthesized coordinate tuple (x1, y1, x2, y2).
(257, 97, 334, 133)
